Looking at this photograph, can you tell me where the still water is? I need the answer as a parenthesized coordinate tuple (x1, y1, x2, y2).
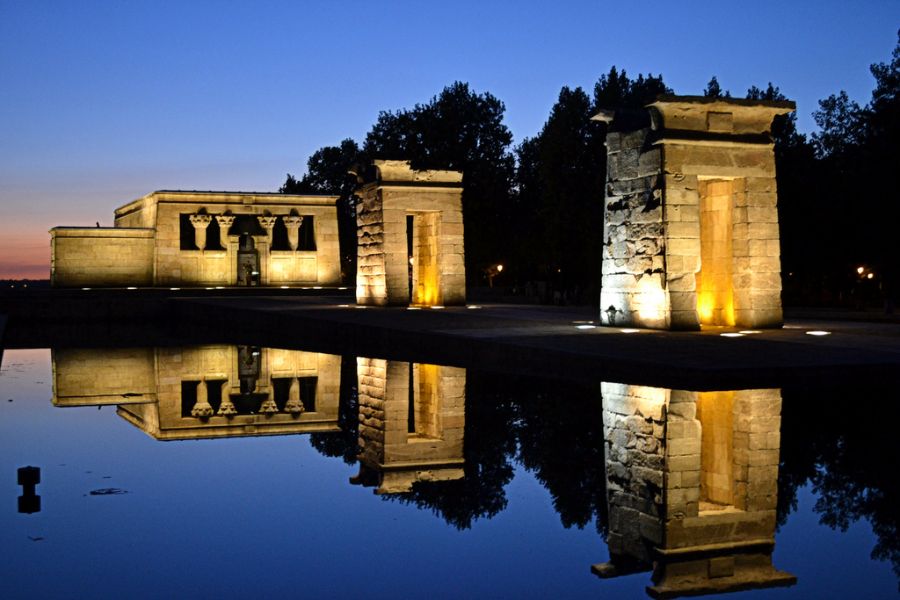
(0, 344, 896, 598)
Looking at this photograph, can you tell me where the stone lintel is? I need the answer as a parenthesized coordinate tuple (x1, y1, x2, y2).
(50, 227, 155, 238)
(648, 96, 795, 138)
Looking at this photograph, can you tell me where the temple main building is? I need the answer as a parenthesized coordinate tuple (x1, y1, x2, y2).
(50, 190, 342, 288)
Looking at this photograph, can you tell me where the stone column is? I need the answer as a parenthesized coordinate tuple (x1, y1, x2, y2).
(215, 214, 235, 235)
(259, 386, 279, 414)
(190, 380, 214, 417)
(217, 383, 237, 416)
(189, 214, 212, 251)
(257, 215, 277, 239)
(283, 216, 304, 251)
(285, 377, 305, 414)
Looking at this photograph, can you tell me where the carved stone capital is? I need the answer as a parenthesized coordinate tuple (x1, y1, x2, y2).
(282, 216, 304, 228)
(257, 215, 278, 231)
(215, 215, 236, 230)
(189, 214, 212, 229)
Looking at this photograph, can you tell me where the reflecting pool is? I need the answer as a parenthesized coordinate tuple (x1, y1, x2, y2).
(0, 344, 896, 598)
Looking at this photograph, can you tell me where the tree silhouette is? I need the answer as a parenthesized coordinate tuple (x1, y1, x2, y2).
(280, 139, 361, 280)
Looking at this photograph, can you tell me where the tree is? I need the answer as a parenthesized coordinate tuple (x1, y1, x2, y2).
(281, 139, 361, 280)
(512, 68, 672, 299)
(703, 75, 731, 98)
(364, 82, 517, 285)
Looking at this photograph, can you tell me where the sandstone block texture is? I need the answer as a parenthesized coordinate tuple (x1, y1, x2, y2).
(51, 190, 341, 288)
(595, 383, 795, 595)
(354, 160, 465, 307)
(110, 346, 342, 441)
(594, 96, 795, 330)
(355, 357, 465, 493)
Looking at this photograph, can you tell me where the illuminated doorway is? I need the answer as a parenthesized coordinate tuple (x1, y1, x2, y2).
(696, 390, 735, 510)
(407, 212, 440, 306)
(697, 179, 735, 326)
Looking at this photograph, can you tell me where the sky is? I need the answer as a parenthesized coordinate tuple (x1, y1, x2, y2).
(1, 0, 898, 278)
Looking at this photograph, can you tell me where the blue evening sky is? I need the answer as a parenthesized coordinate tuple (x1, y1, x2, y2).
(1, 0, 897, 277)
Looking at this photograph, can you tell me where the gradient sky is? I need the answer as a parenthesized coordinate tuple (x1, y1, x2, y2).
(1, 0, 897, 278)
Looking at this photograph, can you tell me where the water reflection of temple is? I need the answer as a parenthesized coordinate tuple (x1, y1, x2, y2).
(52, 346, 341, 439)
(351, 358, 466, 494)
(594, 384, 796, 598)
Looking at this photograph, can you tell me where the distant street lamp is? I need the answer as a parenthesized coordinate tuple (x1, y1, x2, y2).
(485, 263, 504, 288)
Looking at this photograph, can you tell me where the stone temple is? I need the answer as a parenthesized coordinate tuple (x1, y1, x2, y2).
(353, 160, 466, 307)
(50, 191, 341, 288)
(594, 96, 795, 330)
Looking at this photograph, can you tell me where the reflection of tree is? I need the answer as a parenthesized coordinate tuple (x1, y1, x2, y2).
(515, 380, 607, 534)
(779, 383, 899, 582)
(309, 356, 359, 465)
(388, 370, 518, 530)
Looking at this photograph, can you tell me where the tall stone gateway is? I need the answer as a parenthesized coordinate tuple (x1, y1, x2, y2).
(594, 96, 795, 330)
(593, 383, 796, 597)
(353, 160, 466, 307)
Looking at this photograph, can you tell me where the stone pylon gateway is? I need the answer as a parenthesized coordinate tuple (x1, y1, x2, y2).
(594, 96, 795, 330)
(353, 160, 466, 307)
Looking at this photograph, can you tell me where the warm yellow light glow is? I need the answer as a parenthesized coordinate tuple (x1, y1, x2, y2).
(407, 307, 422, 310)
(806, 330, 831, 336)
(635, 277, 668, 323)
(575, 324, 597, 330)
(697, 179, 735, 327)
(170, 287, 180, 291)
(430, 305, 445, 310)
(82, 287, 91, 291)
(620, 328, 640, 333)
(867, 273, 874, 280)
(127, 286, 137, 290)
(466, 305, 481, 309)
(205, 287, 214, 290)
(215, 286, 224, 289)
(739, 330, 761, 334)
(313, 286, 322, 289)
(338, 304, 351, 308)
(697, 391, 736, 507)
(857, 266, 865, 274)
(280, 285, 290, 289)
(720, 332, 744, 338)
(497, 264, 504, 272)
(338, 287, 349, 290)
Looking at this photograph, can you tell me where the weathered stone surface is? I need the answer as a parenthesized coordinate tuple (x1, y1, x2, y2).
(599, 97, 791, 330)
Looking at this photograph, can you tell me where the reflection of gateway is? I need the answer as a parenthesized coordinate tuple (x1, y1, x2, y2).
(593, 384, 796, 598)
(351, 358, 466, 494)
(51, 346, 341, 440)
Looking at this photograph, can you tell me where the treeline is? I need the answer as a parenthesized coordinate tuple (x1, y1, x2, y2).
(282, 33, 899, 307)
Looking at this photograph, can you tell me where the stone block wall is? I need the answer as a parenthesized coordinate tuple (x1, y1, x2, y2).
(597, 384, 793, 595)
(355, 160, 465, 307)
(114, 346, 341, 440)
(138, 193, 340, 287)
(51, 191, 341, 288)
(356, 357, 465, 493)
(596, 97, 793, 330)
(601, 382, 668, 563)
(50, 227, 154, 287)
(52, 348, 157, 406)
(599, 129, 668, 328)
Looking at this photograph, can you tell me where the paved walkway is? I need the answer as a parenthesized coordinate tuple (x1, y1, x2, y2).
(172, 296, 900, 390)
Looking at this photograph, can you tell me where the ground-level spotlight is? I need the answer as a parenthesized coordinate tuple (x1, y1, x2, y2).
(720, 332, 745, 338)
(806, 330, 831, 336)
(620, 328, 641, 334)
(739, 330, 761, 334)
(575, 324, 597, 330)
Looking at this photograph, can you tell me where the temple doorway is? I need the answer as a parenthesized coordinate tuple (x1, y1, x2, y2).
(406, 212, 440, 305)
(697, 179, 735, 326)
(237, 234, 259, 286)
